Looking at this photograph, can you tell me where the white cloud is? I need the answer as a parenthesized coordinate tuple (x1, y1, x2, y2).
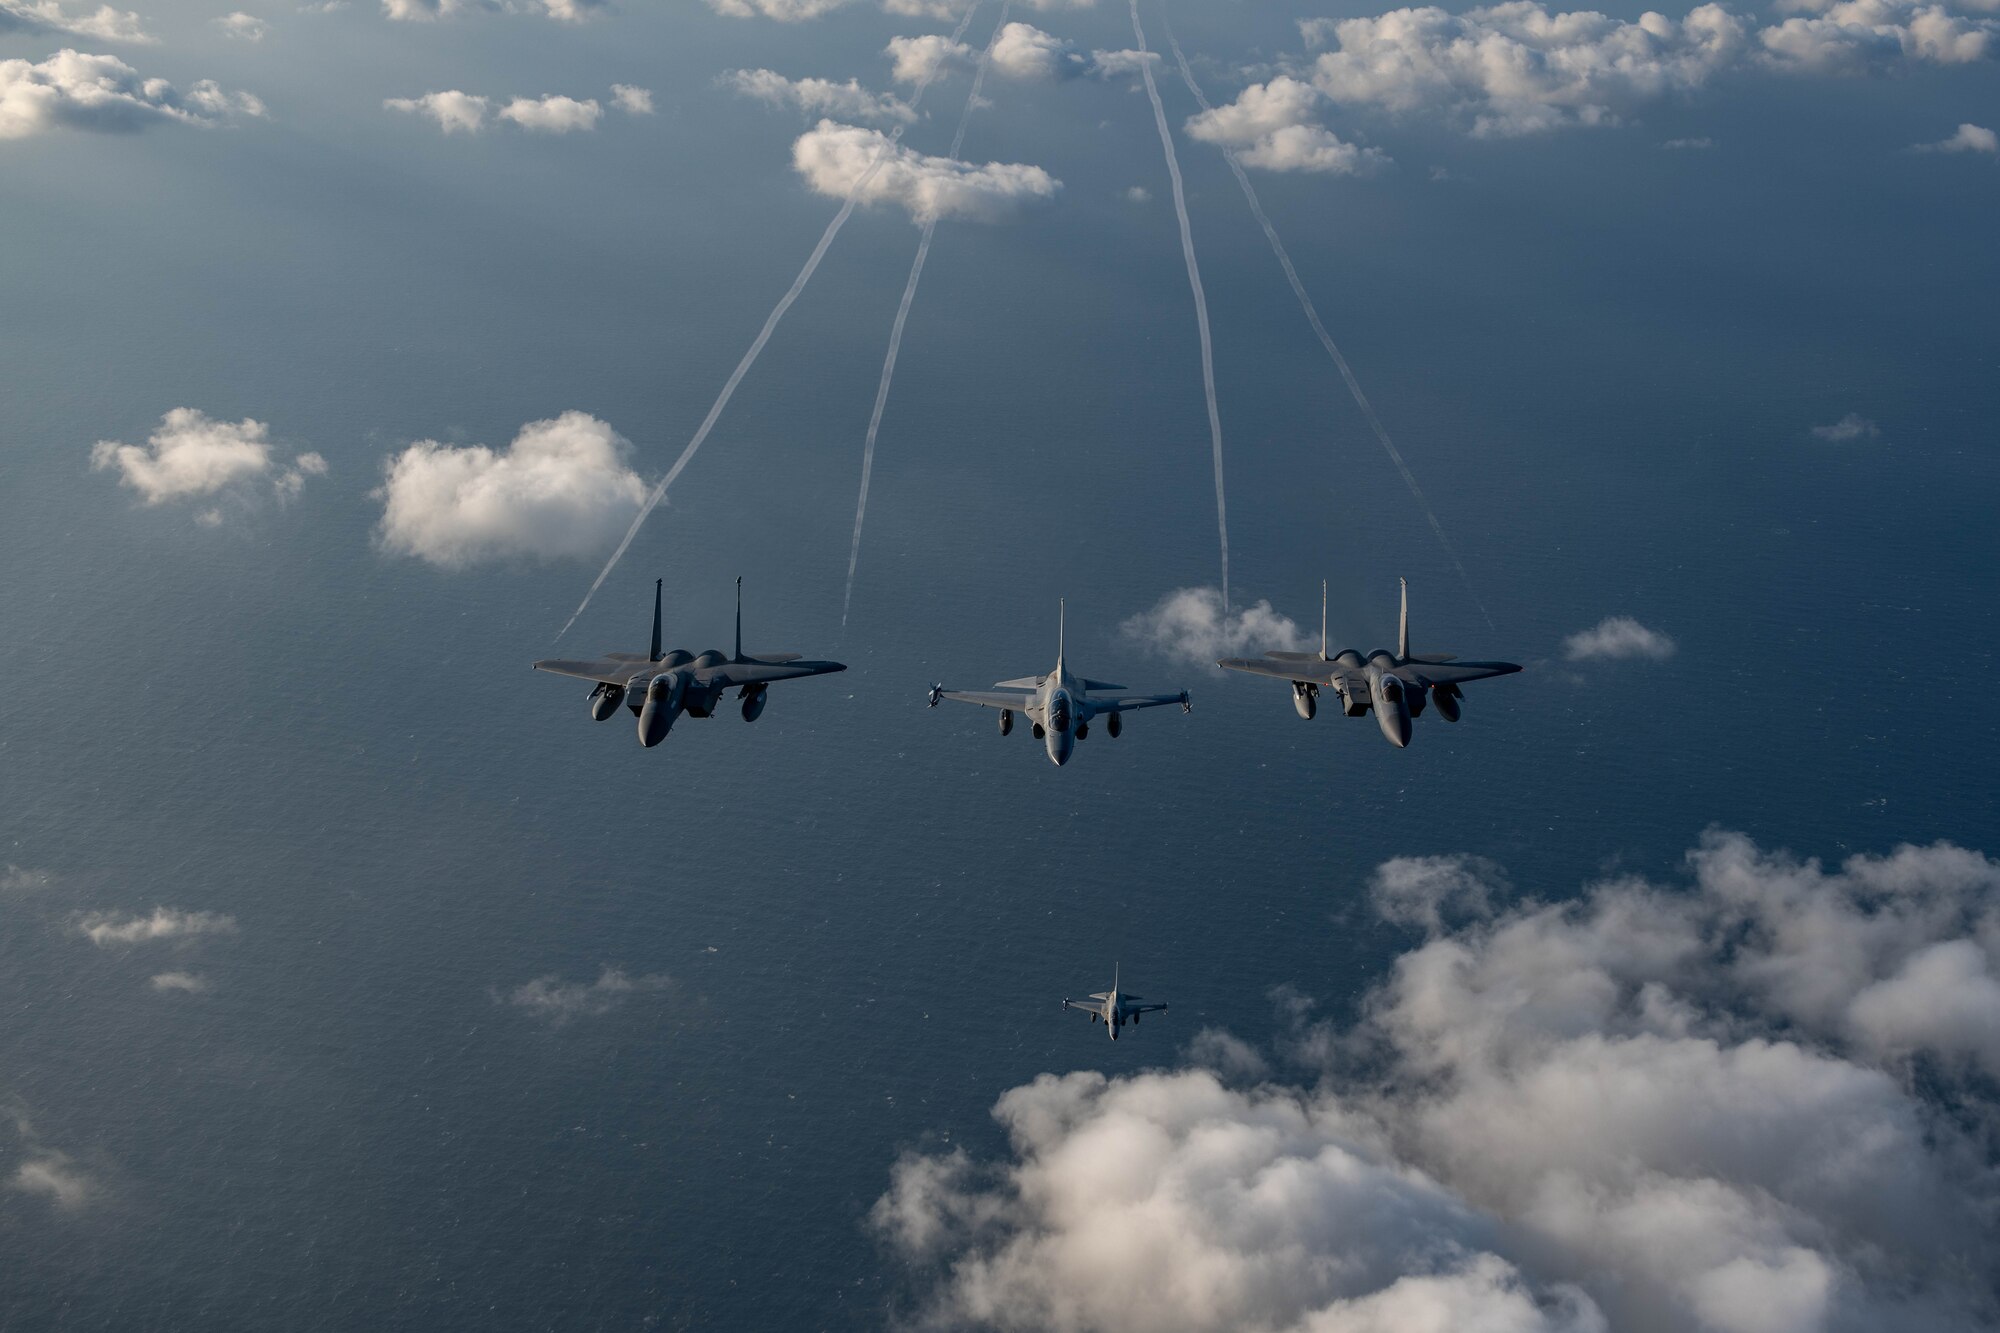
(0, 50, 262, 139)
(1087, 46, 1159, 77)
(374, 411, 648, 568)
(381, 0, 467, 18)
(0, 0, 150, 41)
(881, 0, 957, 15)
(1758, 0, 1996, 72)
(879, 831, 2000, 1333)
(989, 21, 1081, 80)
(1, 865, 53, 893)
(1120, 586, 1304, 668)
(9, 1154, 91, 1209)
(1370, 853, 1504, 933)
(150, 971, 212, 993)
(1123, 184, 1151, 202)
(723, 68, 914, 125)
(384, 89, 489, 132)
(497, 93, 600, 133)
(885, 32, 971, 85)
(540, 0, 607, 18)
(91, 408, 323, 517)
(213, 10, 267, 39)
(705, 0, 851, 18)
(1563, 614, 1675, 661)
(1185, 75, 1389, 174)
(791, 119, 1060, 223)
(1914, 120, 1997, 151)
(76, 907, 238, 947)
(610, 82, 653, 115)
(499, 966, 671, 1025)
(1810, 411, 1881, 440)
(1662, 134, 1715, 147)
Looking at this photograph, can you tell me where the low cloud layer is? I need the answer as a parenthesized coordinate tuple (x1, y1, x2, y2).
(886, 33, 971, 84)
(1, 50, 263, 139)
(1810, 411, 1882, 440)
(609, 83, 652, 115)
(387, 89, 604, 133)
(374, 411, 647, 568)
(382, 0, 599, 20)
(1563, 614, 1676, 660)
(91, 409, 325, 520)
(791, 120, 1060, 223)
(496, 93, 600, 133)
(1913, 120, 1997, 151)
(1120, 586, 1304, 668)
(76, 907, 239, 947)
(1185, 75, 1388, 174)
(150, 971, 212, 993)
(878, 831, 2000, 1332)
(5, 1111, 92, 1212)
(499, 966, 671, 1025)
(0, 0, 150, 42)
(724, 68, 914, 125)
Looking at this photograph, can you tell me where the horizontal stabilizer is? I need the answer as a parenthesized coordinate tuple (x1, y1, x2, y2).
(994, 675, 1047, 689)
(1409, 653, 1458, 663)
(1080, 679, 1126, 692)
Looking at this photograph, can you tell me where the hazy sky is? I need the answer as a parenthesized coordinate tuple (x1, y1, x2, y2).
(3, 0, 1999, 1328)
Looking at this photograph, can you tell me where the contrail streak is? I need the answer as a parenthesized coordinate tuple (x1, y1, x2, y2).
(1130, 0, 1229, 611)
(842, 3, 1011, 630)
(1162, 25, 1491, 630)
(558, 3, 985, 642)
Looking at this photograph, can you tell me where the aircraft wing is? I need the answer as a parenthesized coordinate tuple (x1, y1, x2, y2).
(533, 657, 644, 686)
(695, 659, 846, 688)
(1088, 691, 1189, 715)
(1131, 1003, 1168, 1014)
(1398, 660, 1521, 686)
(939, 688, 1036, 711)
(1218, 655, 1335, 684)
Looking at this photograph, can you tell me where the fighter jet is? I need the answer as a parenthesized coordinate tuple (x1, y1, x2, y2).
(1062, 965, 1166, 1041)
(533, 579, 845, 748)
(1219, 579, 1520, 748)
(927, 601, 1189, 767)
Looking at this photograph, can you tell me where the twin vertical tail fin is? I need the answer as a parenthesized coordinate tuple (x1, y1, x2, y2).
(1321, 580, 1330, 661)
(734, 576, 743, 662)
(1398, 577, 1410, 660)
(650, 578, 664, 663)
(1057, 598, 1067, 674)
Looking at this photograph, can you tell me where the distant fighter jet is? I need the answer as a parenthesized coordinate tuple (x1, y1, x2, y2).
(927, 602, 1190, 767)
(1062, 965, 1166, 1040)
(534, 579, 845, 748)
(1219, 579, 1521, 748)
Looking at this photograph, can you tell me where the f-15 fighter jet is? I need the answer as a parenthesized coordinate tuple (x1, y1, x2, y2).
(927, 602, 1189, 767)
(1062, 965, 1166, 1041)
(534, 579, 844, 748)
(1219, 579, 1520, 748)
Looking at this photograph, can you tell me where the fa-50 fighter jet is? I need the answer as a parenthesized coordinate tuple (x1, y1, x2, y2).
(1062, 965, 1166, 1040)
(1219, 579, 1520, 748)
(927, 602, 1189, 767)
(533, 579, 845, 748)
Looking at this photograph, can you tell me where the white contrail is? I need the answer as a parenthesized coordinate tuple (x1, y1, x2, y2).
(842, 3, 1011, 630)
(1130, 0, 1229, 611)
(1162, 26, 1491, 630)
(558, 3, 985, 642)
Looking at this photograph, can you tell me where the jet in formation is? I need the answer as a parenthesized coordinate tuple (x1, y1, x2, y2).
(928, 602, 1190, 766)
(1062, 965, 1166, 1040)
(533, 579, 845, 747)
(1219, 579, 1521, 748)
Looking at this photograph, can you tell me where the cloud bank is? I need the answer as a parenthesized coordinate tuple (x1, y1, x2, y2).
(724, 68, 915, 125)
(76, 907, 239, 947)
(375, 411, 648, 568)
(1, 50, 263, 139)
(1185, 75, 1388, 174)
(1121, 586, 1305, 668)
(387, 90, 605, 133)
(0, 0, 150, 41)
(1563, 614, 1676, 660)
(91, 409, 325, 520)
(791, 120, 1060, 223)
(877, 831, 2000, 1332)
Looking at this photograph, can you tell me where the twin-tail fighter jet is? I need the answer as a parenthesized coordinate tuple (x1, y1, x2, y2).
(1219, 579, 1520, 748)
(927, 602, 1190, 766)
(533, 579, 845, 748)
(1062, 965, 1166, 1040)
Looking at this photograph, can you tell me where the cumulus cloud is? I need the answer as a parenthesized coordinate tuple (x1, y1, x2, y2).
(213, 11, 267, 38)
(1302, 3, 1751, 137)
(1563, 614, 1676, 661)
(0, 0, 150, 41)
(1662, 134, 1715, 147)
(1810, 411, 1881, 440)
(1913, 120, 1997, 151)
(1, 865, 53, 893)
(384, 89, 489, 132)
(374, 411, 648, 568)
(1185, 75, 1389, 174)
(76, 907, 238, 947)
(1120, 586, 1304, 668)
(610, 83, 652, 115)
(989, 21, 1082, 80)
(879, 831, 2000, 1332)
(791, 119, 1060, 223)
(496, 93, 599, 132)
(1123, 184, 1150, 201)
(1758, 0, 1997, 73)
(705, 0, 851, 18)
(150, 971, 211, 993)
(886, 32, 971, 85)
(90, 409, 324, 518)
(499, 966, 671, 1025)
(1087, 46, 1158, 77)
(1370, 853, 1504, 933)
(0, 50, 263, 139)
(723, 68, 914, 125)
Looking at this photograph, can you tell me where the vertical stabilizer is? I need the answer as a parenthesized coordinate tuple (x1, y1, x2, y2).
(1112, 961, 1119, 996)
(1398, 577, 1410, 660)
(1321, 580, 1329, 660)
(650, 579, 664, 662)
(1057, 598, 1067, 673)
(734, 576, 743, 661)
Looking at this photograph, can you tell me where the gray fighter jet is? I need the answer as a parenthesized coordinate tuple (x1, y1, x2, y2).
(927, 602, 1190, 767)
(1062, 965, 1166, 1041)
(1219, 579, 1520, 748)
(534, 579, 845, 748)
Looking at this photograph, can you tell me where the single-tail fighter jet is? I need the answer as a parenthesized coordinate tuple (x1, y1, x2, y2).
(1062, 965, 1166, 1041)
(533, 579, 845, 748)
(927, 602, 1189, 767)
(1219, 579, 1520, 748)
